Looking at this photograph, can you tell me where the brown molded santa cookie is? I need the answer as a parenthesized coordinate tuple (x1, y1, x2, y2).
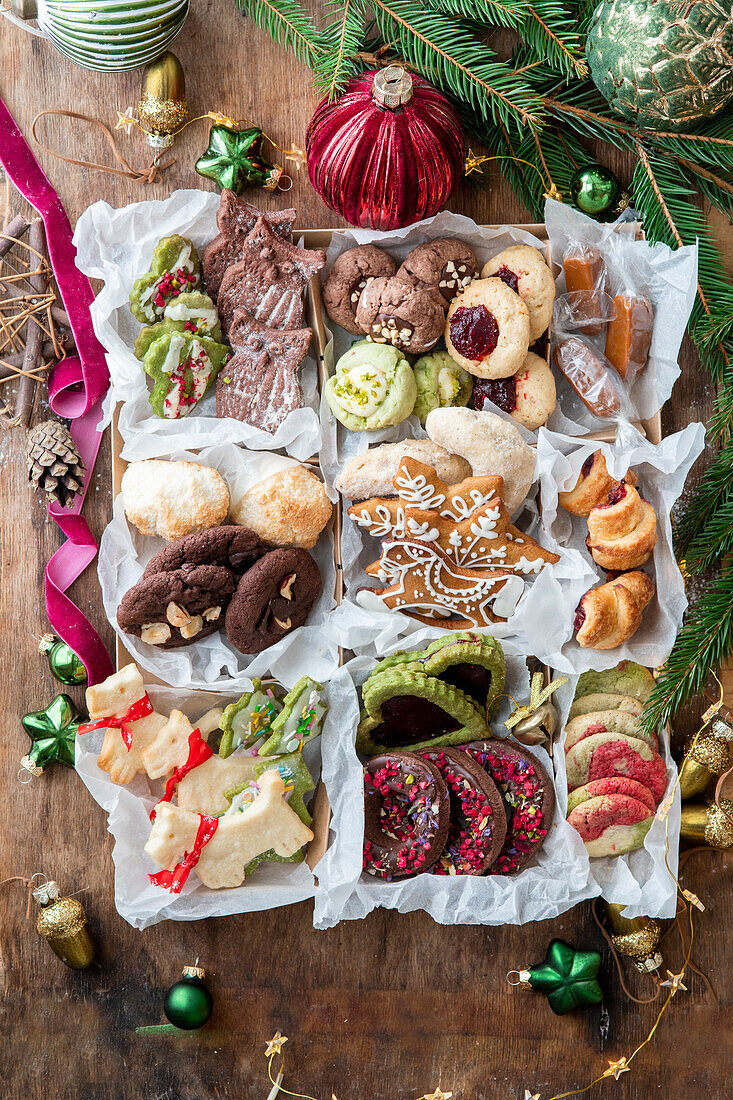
(225, 548, 321, 653)
(397, 238, 478, 302)
(322, 245, 396, 335)
(117, 564, 238, 649)
(356, 274, 446, 355)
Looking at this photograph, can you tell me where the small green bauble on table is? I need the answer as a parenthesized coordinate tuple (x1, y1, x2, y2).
(570, 164, 620, 219)
(163, 965, 214, 1030)
(586, 0, 733, 132)
(511, 938, 603, 1015)
(38, 633, 87, 686)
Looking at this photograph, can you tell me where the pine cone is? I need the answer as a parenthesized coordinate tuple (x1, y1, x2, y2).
(26, 419, 86, 507)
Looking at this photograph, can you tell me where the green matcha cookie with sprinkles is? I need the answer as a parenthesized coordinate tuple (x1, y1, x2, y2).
(133, 291, 222, 360)
(218, 679, 283, 757)
(357, 668, 489, 757)
(130, 234, 202, 324)
(257, 677, 327, 757)
(370, 633, 505, 717)
(143, 329, 229, 418)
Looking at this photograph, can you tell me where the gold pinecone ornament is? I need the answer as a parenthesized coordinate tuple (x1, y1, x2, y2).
(27, 419, 86, 507)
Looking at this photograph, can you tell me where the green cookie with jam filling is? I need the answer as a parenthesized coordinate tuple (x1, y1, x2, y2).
(575, 661, 656, 703)
(129, 234, 202, 324)
(367, 632, 506, 718)
(257, 677, 327, 757)
(324, 340, 416, 430)
(221, 751, 315, 874)
(356, 668, 490, 757)
(133, 291, 222, 360)
(412, 350, 473, 424)
(218, 679, 283, 758)
(144, 329, 229, 418)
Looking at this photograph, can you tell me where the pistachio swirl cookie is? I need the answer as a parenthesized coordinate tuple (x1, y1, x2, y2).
(412, 350, 473, 424)
(324, 340, 417, 430)
(130, 235, 202, 324)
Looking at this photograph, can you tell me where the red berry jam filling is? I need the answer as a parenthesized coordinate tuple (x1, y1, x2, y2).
(473, 376, 517, 413)
(450, 305, 499, 360)
(573, 603, 587, 632)
(496, 265, 519, 294)
(605, 482, 627, 506)
(581, 453, 595, 478)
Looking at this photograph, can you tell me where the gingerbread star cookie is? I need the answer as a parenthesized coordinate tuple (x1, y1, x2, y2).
(216, 308, 311, 431)
(216, 217, 325, 335)
(350, 458, 560, 574)
(363, 538, 525, 628)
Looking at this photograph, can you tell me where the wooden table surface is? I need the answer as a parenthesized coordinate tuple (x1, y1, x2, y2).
(1, 5, 730, 1098)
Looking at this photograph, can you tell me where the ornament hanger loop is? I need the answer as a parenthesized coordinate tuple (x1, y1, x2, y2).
(506, 970, 523, 986)
(277, 175, 293, 192)
(17, 767, 34, 784)
(30, 871, 48, 886)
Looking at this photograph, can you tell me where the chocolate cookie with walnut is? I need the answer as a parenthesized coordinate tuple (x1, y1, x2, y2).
(322, 245, 396, 335)
(356, 274, 446, 354)
(225, 548, 322, 654)
(117, 564, 238, 649)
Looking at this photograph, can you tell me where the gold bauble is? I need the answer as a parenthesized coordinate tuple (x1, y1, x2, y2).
(680, 800, 733, 849)
(605, 903, 662, 972)
(512, 699, 559, 747)
(33, 880, 95, 970)
(679, 732, 730, 798)
(138, 51, 188, 149)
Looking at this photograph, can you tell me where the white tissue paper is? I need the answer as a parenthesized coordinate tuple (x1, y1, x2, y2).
(314, 648, 596, 928)
(536, 420, 705, 673)
(544, 198, 698, 434)
(73, 189, 322, 460)
(552, 673, 680, 918)
(98, 443, 338, 687)
(75, 665, 340, 928)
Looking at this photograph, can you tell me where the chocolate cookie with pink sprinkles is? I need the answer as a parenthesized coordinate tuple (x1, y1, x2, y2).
(419, 747, 507, 875)
(363, 752, 450, 880)
(461, 740, 555, 873)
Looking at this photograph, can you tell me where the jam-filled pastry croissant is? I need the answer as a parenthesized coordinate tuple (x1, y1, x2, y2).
(586, 482, 657, 570)
(558, 451, 638, 516)
(574, 571, 655, 649)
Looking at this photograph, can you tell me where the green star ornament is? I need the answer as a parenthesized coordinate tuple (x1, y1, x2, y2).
(524, 939, 603, 1015)
(21, 693, 85, 770)
(195, 125, 282, 194)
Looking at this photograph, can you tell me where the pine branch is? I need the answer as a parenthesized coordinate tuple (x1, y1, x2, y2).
(372, 0, 543, 133)
(675, 440, 733, 558)
(314, 0, 369, 96)
(236, 0, 326, 67)
(523, 1, 588, 78)
(429, 0, 528, 30)
(639, 563, 733, 739)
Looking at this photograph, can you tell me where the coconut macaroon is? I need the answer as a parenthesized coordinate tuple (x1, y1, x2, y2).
(121, 458, 230, 542)
(230, 464, 332, 550)
(481, 244, 556, 342)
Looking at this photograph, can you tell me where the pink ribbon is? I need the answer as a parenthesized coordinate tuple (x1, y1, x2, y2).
(0, 95, 113, 685)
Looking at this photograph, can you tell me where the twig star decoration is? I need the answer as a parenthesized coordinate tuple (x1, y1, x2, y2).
(660, 970, 688, 994)
(524, 1091, 541, 1100)
(421, 1090, 453, 1100)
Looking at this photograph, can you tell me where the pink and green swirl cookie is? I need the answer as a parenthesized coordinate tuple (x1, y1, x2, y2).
(567, 776, 656, 814)
(567, 793, 654, 856)
(564, 710, 658, 754)
(565, 731, 667, 803)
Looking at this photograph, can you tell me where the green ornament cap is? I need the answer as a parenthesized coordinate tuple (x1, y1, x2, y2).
(163, 965, 213, 1031)
(525, 939, 603, 1015)
(38, 633, 87, 686)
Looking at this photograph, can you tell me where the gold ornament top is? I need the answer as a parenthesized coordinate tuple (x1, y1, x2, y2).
(32, 879, 61, 906)
(705, 799, 733, 848)
(684, 731, 730, 774)
(182, 964, 205, 980)
(36, 895, 86, 938)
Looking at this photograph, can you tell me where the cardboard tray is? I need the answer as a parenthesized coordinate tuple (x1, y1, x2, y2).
(109, 223, 662, 880)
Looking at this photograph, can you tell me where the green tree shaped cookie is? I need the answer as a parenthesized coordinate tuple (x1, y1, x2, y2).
(412, 350, 473, 423)
(133, 291, 222, 360)
(218, 679, 284, 758)
(257, 677, 327, 757)
(324, 340, 416, 430)
(130, 235, 202, 324)
(143, 329, 229, 418)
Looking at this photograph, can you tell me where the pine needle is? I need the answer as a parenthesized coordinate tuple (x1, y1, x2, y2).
(236, 0, 326, 67)
(315, 0, 369, 97)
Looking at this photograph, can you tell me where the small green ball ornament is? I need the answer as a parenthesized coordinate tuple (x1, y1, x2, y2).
(570, 164, 620, 219)
(163, 965, 214, 1030)
(513, 938, 603, 1015)
(38, 633, 87, 686)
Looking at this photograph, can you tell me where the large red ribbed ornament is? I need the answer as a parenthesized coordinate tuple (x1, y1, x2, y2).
(306, 65, 466, 230)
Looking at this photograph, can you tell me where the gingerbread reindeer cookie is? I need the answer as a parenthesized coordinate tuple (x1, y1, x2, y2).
(350, 458, 559, 574)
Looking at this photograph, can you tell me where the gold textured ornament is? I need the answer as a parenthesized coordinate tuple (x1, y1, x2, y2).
(679, 729, 730, 798)
(33, 880, 95, 969)
(680, 799, 733, 849)
(605, 903, 662, 972)
(138, 52, 188, 150)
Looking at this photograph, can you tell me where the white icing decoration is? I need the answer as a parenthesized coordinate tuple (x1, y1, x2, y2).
(440, 487, 497, 522)
(164, 301, 218, 329)
(394, 469, 445, 510)
(160, 332, 186, 376)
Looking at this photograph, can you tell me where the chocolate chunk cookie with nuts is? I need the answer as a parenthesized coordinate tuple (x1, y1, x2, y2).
(322, 245, 396, 335)
(117, 565, 238, 649)
(143, 525, 269, 577)
(225, 548, 321, 654)
(355, 274, 446, 355)
(397, 238, 478, 302)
